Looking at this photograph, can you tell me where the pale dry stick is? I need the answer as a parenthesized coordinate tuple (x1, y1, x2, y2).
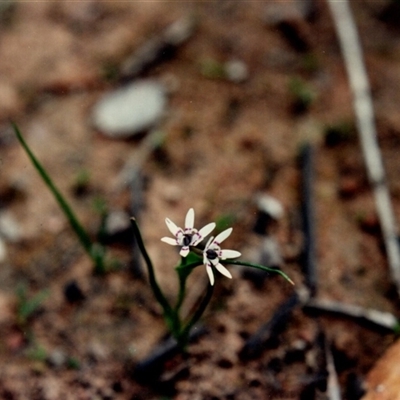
(325, 341, 342, 400)
(304, 298, 398, 332)
(327, 0, 400, 297)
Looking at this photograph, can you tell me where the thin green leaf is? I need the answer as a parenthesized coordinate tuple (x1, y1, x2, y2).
(228, 260, 294, 285)
(130, 218, 174, 319)
(12, 123, 105, 272)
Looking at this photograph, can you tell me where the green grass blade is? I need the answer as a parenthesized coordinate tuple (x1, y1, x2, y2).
(12, 122, 99, 265)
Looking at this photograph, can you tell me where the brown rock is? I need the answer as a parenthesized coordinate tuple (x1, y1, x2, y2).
(362, 340, 400, 400)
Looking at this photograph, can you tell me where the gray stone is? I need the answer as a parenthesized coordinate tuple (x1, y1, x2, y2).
(224, 59, 249, 83)
(264, 0, 315, 26)
(256, 194, 284, 220)
(47, 349, 67, 368)
(259, 236, 283, 267)
(0, 211, 22, 242)
(92, 80, 167, 138)
(105, 209, 131, 237)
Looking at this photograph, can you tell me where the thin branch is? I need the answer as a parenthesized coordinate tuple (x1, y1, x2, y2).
(133, 325, 207, 384)
(304, 298, 398, 333)
(239, 293, 299, 360)
(299, 144, 317, 296)
(326, 0, 400, 296)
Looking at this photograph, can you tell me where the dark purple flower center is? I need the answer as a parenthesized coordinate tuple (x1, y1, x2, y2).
(182, 234, 192, 246)
(206, 249, 218, 260)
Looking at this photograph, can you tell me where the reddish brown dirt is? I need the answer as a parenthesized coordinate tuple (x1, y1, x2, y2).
(1, 1, 400, 399)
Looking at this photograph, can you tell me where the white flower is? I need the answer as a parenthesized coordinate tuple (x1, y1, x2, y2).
(203, 227, 241, 285)
(161, 208, 215, 257)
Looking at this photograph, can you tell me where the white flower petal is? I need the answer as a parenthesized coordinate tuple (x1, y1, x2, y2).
(215, 263, 232, 279)
(204, 236, 214, 251)
(165, 218, 180, 236)
(210, 257, 219, 266)
(197, 222, 216, 241)
(214, 227, 233, 244)
(185, 208, 195, 229)
(180, 246, 190, 257)
(220, 249, 241, 259)
(161, 237, 177, 245)
(206, 264, 215, 286)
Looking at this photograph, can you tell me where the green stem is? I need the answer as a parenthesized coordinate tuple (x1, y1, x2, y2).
(12, 122, 105, 273)
(174, 272, 187, 313)
(178, 282, 214, 349)
(130, 218, 174, 321)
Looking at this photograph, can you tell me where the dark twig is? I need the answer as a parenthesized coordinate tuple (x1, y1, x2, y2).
(120, 16, 196, 81)
(299, 144, 317, 296)
(239, 293, 299, 360)
(133, 325, 207, 384)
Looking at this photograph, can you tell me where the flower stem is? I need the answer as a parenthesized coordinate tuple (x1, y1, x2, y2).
(130, 218, 174, 322)
(178, 282, 214, 349)
(12, 122, 106, 274)
(174, 272, 187, 314)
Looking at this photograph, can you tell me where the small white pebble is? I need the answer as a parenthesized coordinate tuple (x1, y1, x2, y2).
(375, 384, 385, 393)
(256, 194, 284, 220)
(225, 59, 249, 83)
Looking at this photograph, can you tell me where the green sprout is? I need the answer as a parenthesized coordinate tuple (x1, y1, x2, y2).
(66, 356, 81, 370)
(16, 284, 49, 328)
(12, 123, 109, 274)
(288, 76, 316, 114)
(25, 343, 47, 362)
(199, 58, 227, 80)
(72, 168, 91, 196)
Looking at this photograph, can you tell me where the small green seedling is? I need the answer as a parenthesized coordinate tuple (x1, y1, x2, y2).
(16, 284, 49, 328)
(288, 76, 316, 114)
(72, 168, 91, 196)
(199, 58, 227, 79)
(25, 343, 47, 362)
(66, 356, 81, 370)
